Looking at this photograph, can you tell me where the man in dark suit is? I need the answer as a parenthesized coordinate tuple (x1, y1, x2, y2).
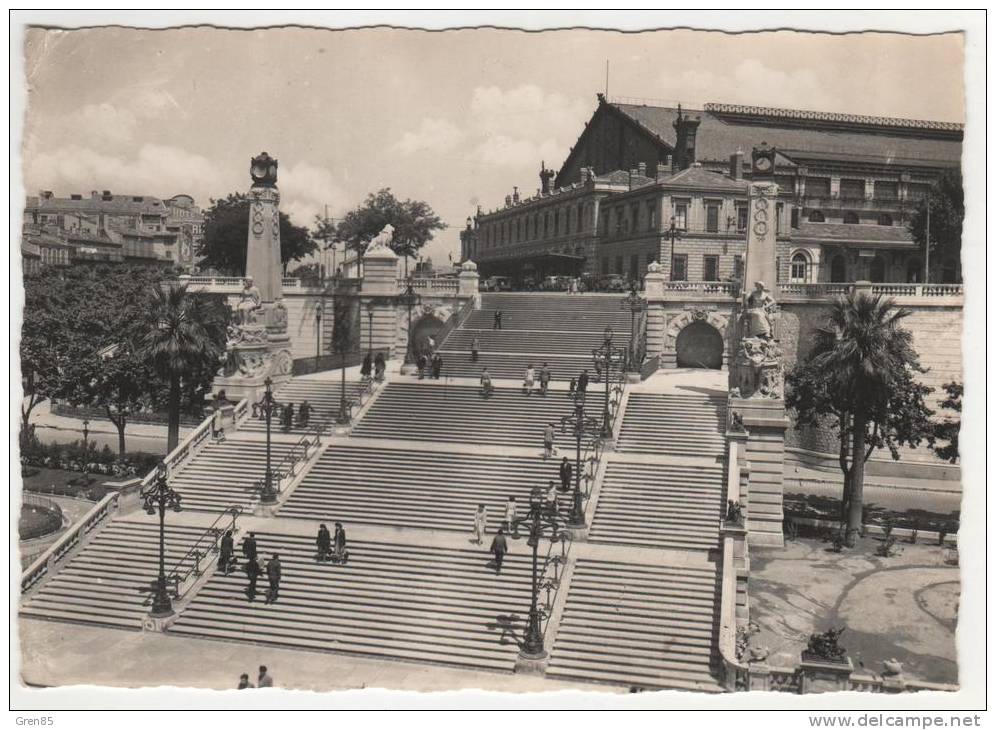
(559, 456, 573, 493)
(265, 554, 282, 604)
(489, 529, 509, 575)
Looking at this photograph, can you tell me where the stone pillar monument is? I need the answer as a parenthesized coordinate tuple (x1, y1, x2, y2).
(211, 152, 294, 403)
(729, 145, 789, 547)
(360, 226, 402, 361)
(642, 261, 666, 362)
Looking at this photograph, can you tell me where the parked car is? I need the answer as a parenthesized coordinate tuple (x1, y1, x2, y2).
(480, 276, 512, 292)
(597, 275, 627, 292)
(540, 276, 570, 292)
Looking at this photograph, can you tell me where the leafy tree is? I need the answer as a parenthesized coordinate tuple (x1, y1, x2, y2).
(786, 292, 935, 545)
(932, 382, 961, 463)
(326, 188, 444, 273)
(140, 283, 229, 453)
(908, 171, 963, 282)
(198, 193, 316, 275)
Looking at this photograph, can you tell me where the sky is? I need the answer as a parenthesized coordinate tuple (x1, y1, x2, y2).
(20, 26, 965, 267)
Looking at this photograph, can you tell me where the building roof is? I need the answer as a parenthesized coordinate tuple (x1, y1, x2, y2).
(608, 101, 962, 169)
(794, 221, 915, 247)
(659, 165, 749, 192)
(27, 193, 168, 216)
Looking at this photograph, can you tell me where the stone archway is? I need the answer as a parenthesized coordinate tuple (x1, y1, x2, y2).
(665, 308, 732, 369)
(410, 305, 450, 357)
(676, 321, 724, 369)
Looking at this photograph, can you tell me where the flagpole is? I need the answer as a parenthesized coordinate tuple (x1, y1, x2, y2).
(924, 203, 930, 283)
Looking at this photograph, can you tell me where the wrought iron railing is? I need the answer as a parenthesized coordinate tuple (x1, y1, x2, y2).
(539, 530, 573, 639)
(158, 505, 243, 603)
(247, 415, 331, 501)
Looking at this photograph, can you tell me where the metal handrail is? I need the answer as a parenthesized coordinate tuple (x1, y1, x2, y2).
(163, 505, 243, 599)
(247, 413, 333, 499)
(539, 529, 573, 637)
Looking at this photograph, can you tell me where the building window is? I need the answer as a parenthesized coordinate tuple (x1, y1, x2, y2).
(646, 201, 656, 231)
(705, 204, 720, 233)
(673, 202, 687, 230)
(671, 254, 687, 281)
(877, 213, 893, 226)
(733, 255, 744, 281)
(737, 206, 748, 232)
(577, 203, 585, 232)
(830, 254, 847, 282)
(840, 178, 865, 199)
(808, 210, 825, 223)
(631, 204, 640, 233)
(806, 177, 831, 197)
(554, 210, 560, 235)
(776, 203, 783, 235)
(874, 180, 898, 200)
(843, 211, 859, 225)
(790, 252, 810, 283)
(601, 256, 609, 275)
(906, 258, 922, 283)
(869, 256, 886, 282)
(629, 254, 639, 282)
(615, 208, 625, 236)
(600, 211, 609, 236)
(703, 255, 719, 282)
(615, 255, 623, 274)
(791, 208, 800, 229)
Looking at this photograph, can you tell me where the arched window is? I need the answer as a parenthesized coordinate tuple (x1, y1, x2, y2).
(843, 211, 859, 225)
(808, 210, 825, 223)
(830, 254, 847, 282)
(869, 255, 886, 282)
(906, 258, 922, 283)
(877, 213, 893, 226)
(790, 252, 810, 283)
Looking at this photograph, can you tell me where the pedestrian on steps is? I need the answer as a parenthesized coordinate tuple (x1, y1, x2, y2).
(361, 351, 373, 380)
(471, 335, 480, 362)
(281, 402, 294, 432)
(490, 528, 509, 575)
(569, 377, 577, 400)
(258, 665, 274, 688)
(523, 364, 535, 395)
(218, 529, 235, 574)
(265, 554, 281, 604)
(546, 480, 559, 510)
(543, 423, 556, 459)
(578, 369, 590, 395)
(237, 673, 254, 689)
(242, 531, 258, 564)
(473, 504, 488, 544)
(316, 523, 332, 562)
(244, 556, 263, 601)
(332, 522, 349, 564)
(539, 363, 551, 395)
(417, 352, 427, 379)
(504, 496, 517, 535)
(431, 352, 443, 379)
(559, 456, 573, 493)
(298, 400, 312, 428)
(493, 308, 503, 330)
(480, 368, 494, 398)
(374, 351, 386, 381)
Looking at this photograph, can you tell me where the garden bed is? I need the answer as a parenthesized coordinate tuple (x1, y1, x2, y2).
(19, 502, 64, 541)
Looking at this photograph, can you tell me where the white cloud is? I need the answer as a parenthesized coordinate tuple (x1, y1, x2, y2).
(279, 161, 353, 228)
(392, 117, 465, 155)
(469, 84, 589, 142)
(473, 134, 564, 171)
(658, 59, 831, 111)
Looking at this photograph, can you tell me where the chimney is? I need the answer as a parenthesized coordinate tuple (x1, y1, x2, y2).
(637, 162, 646, 176)
(505, 194, 512, 207)
(580, 168, 589, 184)
(657, 161, 669, 180)
(102, 190, 113, 200)
(512, 186, 520, 203)
(672, 105, 701, 171)
(539, 161, 555, 195)
(39, 190, 53, 200)
(730, 148, 744, 180)
(91, 190, 100, 199)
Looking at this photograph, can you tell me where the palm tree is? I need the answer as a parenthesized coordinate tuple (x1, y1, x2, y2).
(141, 283, 227, 454)
(789, 291, 924, 545)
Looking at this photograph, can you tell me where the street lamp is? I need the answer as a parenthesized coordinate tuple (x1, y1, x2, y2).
(667, 216, 684, 281)
(327, 273, 352, 426)
(251, 377, 279, 504)
(592, 326, 626, 438)
(142, 461, 182, 618)
(314, 302, 323, 373)
(81, 418, 90, 455)
(508, 486, 566, 660)
(365, 300, 375, 359)
(560, 392, 603, 527)
(620, 282, 647, 373)
(396, 275, 422, 367)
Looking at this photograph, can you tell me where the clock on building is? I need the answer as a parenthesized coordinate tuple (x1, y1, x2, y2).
(250, 152, 279, 187)
(752, 144, 776, 178)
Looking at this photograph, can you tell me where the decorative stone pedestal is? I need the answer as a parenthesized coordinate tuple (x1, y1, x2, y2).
(253, 502, 279, 518)
(799, 657, 853, 694)
(400, 363, 417, 375)
(142, 612, 178, 633)
(514, 653, 548, 675)
(565, 526, 588, 542)
(626, 371, 642, 384)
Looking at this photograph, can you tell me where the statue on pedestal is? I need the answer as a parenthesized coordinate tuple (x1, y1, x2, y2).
(236, 276, 263, 325)
(742, 280, 777, 340)
(731, 281, 784, 400)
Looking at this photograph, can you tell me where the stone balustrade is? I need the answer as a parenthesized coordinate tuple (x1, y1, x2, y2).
(396, 277, 461, 295)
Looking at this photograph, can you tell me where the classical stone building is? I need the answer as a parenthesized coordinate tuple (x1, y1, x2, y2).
(464, 96, 963, 285)
(165, 193, 205, 270)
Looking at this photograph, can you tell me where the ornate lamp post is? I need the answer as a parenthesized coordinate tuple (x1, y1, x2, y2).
(592, 326, 625, 438)
(396, 275, 422, 367)
(365, 300, 375, 358)
(667, 216, 684, 281)
(560, 392, 603, 528)
(620, 282, 647, 373)
(251, 377, 279, 504)
(314, 302, 323, 372)
(81, 418, 90, 455)
(509, 486, 566, 660)
(142, 461, 182, 618)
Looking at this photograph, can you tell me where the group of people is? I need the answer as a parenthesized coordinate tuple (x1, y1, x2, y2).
(276, 400, 312, 432)
(237, 665, 274, 689)
(360, 351, 387, 382)
(217, 530, 283, 604)
(522, 363, 552, 396)
(416, 334, 444, 379)
(314, 522, 349, 564)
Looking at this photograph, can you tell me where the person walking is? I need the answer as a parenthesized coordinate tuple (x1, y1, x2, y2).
(332, 522, 348, 563)
(427, 334, 437, 354)
(245, 556, 263, 601)
(559, 456, 573, 493)
(265, 554, 282, 604)
(543, 423, 556, 459)
(281, 402, 294, 432)
(493, 308, 503, 330)
(237, 673, 254, 689)
(473, 504, 488, 545)
(523, 364, 535, 396)
(242, 531, 258, 564)
(374, 351, 386, 381)
(218, 529, 235, 574)
(297, 399, 311, 428)
(432, 352, 443, 380)
(568, 377, 577, 400)
(316, 523, 332, 562)
(417, 351, 427, 379)
(539, 362, 551, 396)
(257, 666, 274, 688)
(489, 528, 509, 575)
(504, 496, 517, 534)
(361, 351, 373, 380)
(578, 369, 590, 395)
(546, 480, 559, 511)
(471, 335, 480, 362)
(480, 367, 493, 398)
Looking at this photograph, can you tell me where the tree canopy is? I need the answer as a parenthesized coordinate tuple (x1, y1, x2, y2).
(318, 188, 445, 264)
(932, 381, 961, 464)
(786, 292, 935, 544)
(908, 171, 963, 279)
(198, 193, 316, 275)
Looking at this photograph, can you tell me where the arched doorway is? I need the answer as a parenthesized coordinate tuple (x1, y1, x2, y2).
(676, 321, 724, 369)
(412, 313, 446, 357)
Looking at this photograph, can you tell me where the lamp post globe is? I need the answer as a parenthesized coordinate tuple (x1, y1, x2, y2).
(142, 461, 182, 618)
